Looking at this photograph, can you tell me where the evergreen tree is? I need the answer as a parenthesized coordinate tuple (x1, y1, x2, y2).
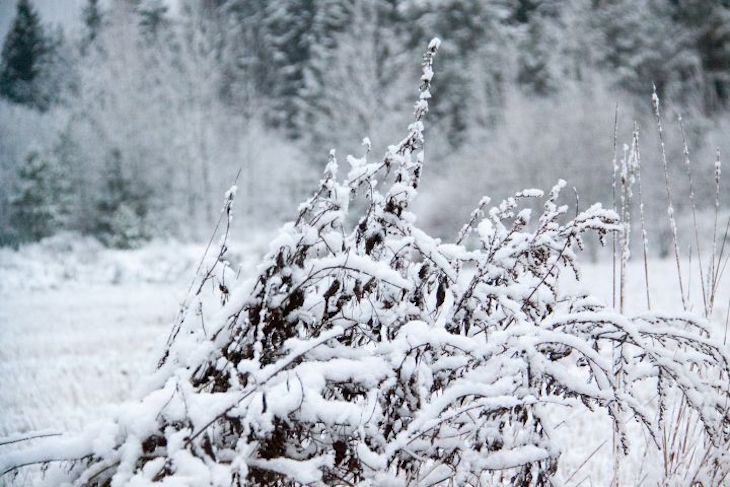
(307, 0, 353, 57)
(137, 0, 169, 40)
(9, 150, 63, 242)
(50, 126, 84, 231)
(94, 148, 150, 248)
(299, 0, 410, 158)
(594, 0, 702, 104)
(42, 26, 78, 105)
(0, 0, 51, 111)
(672, 0, 730, 111)
(404, 0, 513, 146)
(219, 0, 272, 111)
(263, 0, 317, 135)
(514, 1, 563, 95)
(81, 0, 103, 52)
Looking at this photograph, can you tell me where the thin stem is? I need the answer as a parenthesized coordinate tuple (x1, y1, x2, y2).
(722, 298, 730, 345)
(652, 89, 687, 311)
(633, 123, 651, 310)
(619, 142, 630, 314)
(611, 104, 619, 310)
(678, 116, 707, 316)
(709, 149, 721, 313)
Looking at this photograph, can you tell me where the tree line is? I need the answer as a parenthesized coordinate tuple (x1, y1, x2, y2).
(1, 0, 728, 248)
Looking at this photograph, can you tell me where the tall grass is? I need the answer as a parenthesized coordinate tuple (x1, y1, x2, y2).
(613, 93, 730, 486)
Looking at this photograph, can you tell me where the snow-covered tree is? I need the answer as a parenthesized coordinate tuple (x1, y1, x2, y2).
(403, 0, 514, 147)
(0, 95, 65, 244)
(48, 124, 88, 233)
(593, 0, 703, 106)
(515, 1, 562, 95)
(80, 0, 103, 52)
(0, 0, 52, 111)
(93, 148, 150, 249)
(137, 0, 170, 40)
(674, 0, 730, 112)
(299, 0, 412, 159)
(262, 0, 317, 136)
(9, 150, 65, 243)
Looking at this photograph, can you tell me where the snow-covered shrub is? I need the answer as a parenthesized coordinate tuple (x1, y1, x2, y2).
(3, 39, 730, 487)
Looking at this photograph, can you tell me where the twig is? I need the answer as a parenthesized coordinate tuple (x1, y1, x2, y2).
(633, 123, 651, 309)
(611, 104, 619, 310)
(678, 116, 707, 316)
(652, 88, 687, 310)
(0, 432, 62, 447)
(565, 440, 608, 484)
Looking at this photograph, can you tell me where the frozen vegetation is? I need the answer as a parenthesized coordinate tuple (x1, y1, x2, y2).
(2, 40, 729, 486)
(1, 1, 730, 486)
(1, 246, 728, 485)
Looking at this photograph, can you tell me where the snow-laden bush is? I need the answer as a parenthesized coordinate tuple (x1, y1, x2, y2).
(3, 39, 730, 487)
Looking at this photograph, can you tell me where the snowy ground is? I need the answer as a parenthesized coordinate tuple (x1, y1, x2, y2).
(0, 237, 727, 485)
(0, 234, 268, 437)
(0, 282, 179, 436)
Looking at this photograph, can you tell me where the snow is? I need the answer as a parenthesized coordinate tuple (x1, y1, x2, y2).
(0, 234, 270, 436)
(0, 282, 177, 438)
(1, 38, 728, 484)
(1, 236, 727, 485)
(0, 234, 199, 292)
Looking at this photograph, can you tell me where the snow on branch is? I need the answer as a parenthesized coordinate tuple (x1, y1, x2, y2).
(3, 38, 730, 487)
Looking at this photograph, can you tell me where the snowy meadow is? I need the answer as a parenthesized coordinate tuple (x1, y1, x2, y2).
(2, 248, 728, 485)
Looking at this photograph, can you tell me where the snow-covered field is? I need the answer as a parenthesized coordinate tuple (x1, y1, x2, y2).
(0, 235, 269, 433)
(0, 282, 179, 436)
(0, 237, 727, 485)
